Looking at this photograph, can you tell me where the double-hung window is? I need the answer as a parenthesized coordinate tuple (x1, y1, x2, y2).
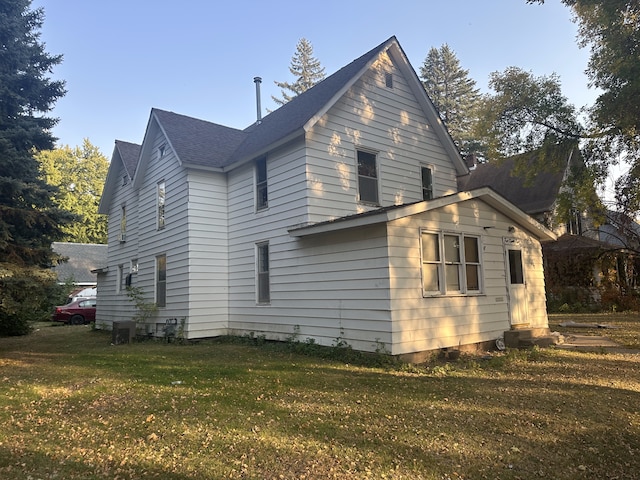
(421, 166, 433, 200)
(256, 157, 268, 211)
(157, 180, 166, 229)
(156, 254, 166, 307)
(120, 205, 126, 242)
(256, 242, 270, 303)
(421, 231, 482, 295)
(357, 150, 379, 205)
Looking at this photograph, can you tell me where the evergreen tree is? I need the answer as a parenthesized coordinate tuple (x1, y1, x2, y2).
(272, 38, 325, 107)
(419, 44, 481, 156)
(0, 0, 69, 335)
(37, 140, 109, 244)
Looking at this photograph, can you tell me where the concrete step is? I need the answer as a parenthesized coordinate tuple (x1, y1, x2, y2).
(504, 328, 559, 349)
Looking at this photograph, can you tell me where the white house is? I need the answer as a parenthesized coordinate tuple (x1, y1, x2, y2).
(97, 37, 555, 359)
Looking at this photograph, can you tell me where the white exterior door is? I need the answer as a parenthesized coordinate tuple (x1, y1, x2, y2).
(505, 240, 529, 326)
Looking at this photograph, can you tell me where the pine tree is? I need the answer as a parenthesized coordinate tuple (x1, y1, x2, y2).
(0, 0, 68, 266)
(419, 44, 480, 156)
(272, 38, 326, 107)
(0, 0, 69, 335)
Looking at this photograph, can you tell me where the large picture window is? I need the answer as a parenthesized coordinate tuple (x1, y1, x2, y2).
(156, 254, 166, 307)
(357, 150, 379, 204)
(256, 242, 270, 304)
(421, 231, 482, 295)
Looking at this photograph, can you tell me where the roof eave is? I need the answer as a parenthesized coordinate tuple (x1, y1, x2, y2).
(289, 188, 556, 242)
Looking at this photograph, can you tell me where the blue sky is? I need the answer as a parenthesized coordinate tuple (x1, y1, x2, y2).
(34, 0, 596, 160)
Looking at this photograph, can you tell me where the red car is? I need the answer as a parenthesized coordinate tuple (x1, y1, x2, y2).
(52, 298, 97, 325)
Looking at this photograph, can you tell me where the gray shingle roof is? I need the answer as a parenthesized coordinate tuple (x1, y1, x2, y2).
(148, 37, 395, 170)
(115, 140, 141, 178)
(52, 242, 108, 284)
(152, 109, 248, 168)
(459, 155, 565, 215)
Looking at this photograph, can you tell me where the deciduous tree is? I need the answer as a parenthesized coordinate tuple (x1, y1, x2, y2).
(37, 140, 109, 244)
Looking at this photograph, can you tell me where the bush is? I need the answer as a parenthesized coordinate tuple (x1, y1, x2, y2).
(0, 263, 65, 336)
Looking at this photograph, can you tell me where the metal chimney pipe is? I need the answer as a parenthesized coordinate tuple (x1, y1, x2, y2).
(253, 76, 262, 123)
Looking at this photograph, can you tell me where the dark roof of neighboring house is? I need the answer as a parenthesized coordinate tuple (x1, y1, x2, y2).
(52, 242, 108, 284)
(459, 156, 565, 215)
(115, 140, 142, 178)
(543, 233, 624, 252)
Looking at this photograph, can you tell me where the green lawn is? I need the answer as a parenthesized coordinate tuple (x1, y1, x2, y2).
(0, 317, 639, 480)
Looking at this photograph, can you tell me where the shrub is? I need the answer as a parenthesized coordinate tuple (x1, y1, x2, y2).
(0, 263, 64, 336)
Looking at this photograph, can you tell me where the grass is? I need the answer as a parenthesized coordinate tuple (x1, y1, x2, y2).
(0, 316, 639, 479)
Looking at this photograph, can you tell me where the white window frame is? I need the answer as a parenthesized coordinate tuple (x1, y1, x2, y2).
(157, 180, 166, 230)
(356, 149, 380, 205)
(120, 205, 126, 242)
(421, 165, 434, 200)
(255, 157, 268, 211)
(421, 230, 483, 296)
(156, 254, 166, 307)
(256, 242, 270, 304)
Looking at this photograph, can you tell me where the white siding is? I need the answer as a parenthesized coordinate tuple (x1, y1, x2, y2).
(96, 155, 140, 328)
(387, 198, 549, 355)
(305, 51, 459, 223)
(186, 170, 229, 337)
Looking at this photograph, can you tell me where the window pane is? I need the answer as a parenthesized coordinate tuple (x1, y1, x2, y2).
(464, 237, 479, 263)
(156, 255, 167, 308)
(257, 244, 270, 303)
(508, 250, 524, 284)
(466, 264, 480, 290)
(421, 167, 433, 200)
(444, 235, 460, 262)
(256, 158, 268, 210)
(421, 233, 439, 261)
(422, 264, 439, 291)
(358, 177, 378, 203)
(357, 151, 377, 177)
(157, 181, 165, 229)
(445, 264, 460, 291)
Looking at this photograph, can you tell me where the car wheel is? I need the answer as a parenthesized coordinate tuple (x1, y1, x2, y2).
(70, 314, 84, 325)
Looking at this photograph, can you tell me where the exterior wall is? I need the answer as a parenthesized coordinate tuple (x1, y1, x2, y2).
(186, 169, 229, 337)
(96, 155, 140, 327)
(97, 127, 192, 335)
(387, 198, 549, 355)
(305, 50, 459, 223)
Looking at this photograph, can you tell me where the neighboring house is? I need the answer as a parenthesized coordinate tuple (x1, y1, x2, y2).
(52, 242, 108, 287)
(97, 37, 555, 359)
(460, 151, 640, 308)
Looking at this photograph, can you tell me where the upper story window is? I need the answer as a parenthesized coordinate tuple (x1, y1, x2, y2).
(159, 144, 166, 158)
(421, 166, 433, 200)
(567, 208, 582, 235)
(385, 72, 393, 88)
(120, 205, 126, 242)
(421, 231, 482, 296)
(157, 180, 166, 230)
(122, 174, 128, 186)
(256, 157, 268, 211)
(357, 149, 379, 205)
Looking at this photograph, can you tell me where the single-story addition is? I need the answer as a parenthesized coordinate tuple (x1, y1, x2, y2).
(97, 36, 556, 360)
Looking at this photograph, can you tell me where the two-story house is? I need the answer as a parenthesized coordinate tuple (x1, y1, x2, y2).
(98, 37, 555, 359)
